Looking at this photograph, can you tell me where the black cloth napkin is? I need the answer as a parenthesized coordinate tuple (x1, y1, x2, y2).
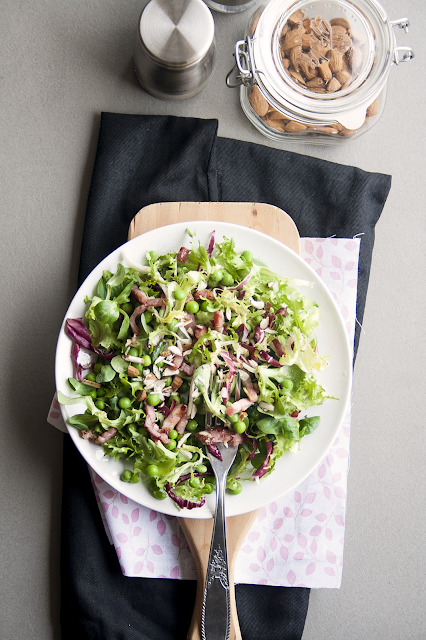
(61, 114, 391, 640)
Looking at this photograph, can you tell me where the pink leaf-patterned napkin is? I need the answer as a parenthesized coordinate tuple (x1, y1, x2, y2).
(48, 237, 360, 588)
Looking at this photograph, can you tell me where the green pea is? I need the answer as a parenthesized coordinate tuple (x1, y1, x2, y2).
(168, 429, 178, 440)
(233, 421, 247, 434)
(205, 475, 215, 485)
(94, 362, 103, 374)
(121, 470, 132, 482)
(242, 250, 253, 262)
(147, 393, 161, 406)
(85, 373, 96, 382)
(171, 394, 180, 404)
(196, 464, 208, 473)
(130, 473, 140, 484)
(282, 379, 293, 390)
(95, 399, 105, 410)
(180, 381, 189, 393)
(163, 376, 173, 387)
(186, 420, 198, 432)
(212, 269, 224, 282)
(142, 355, 152, 366)
(200, 301, 210, 312)
(165, 440, 177, 450)
(146, 464, 159, 477)
(88, 389, 97, 399)
(185, 300, 200, 314)
(118, 397, 132, 409)
(228, 413, 239, 424)
(228, 481, 242, 495)
(204, 483, 214, 494)
(189, 477, 201, 488)
(96, 387, 106, 397)
(193, 396, 203, 406)
(153, 490, 167, 500)
(174, 289, 186, 300)
(221, 272, 234, 287)
(128, 347, 139, 357)
(168, 318, 178, 331)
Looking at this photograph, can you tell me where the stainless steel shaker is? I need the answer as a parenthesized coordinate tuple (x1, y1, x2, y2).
(133, 0, 216, 100)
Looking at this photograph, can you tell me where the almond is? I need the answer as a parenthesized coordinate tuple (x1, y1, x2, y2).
(289, 45, 303, 72)
(136, 389, 147, 402)
(282, 25, 304, 51)
(348, 28, 364, 44)
(326, 77, 341, 92)
(318, 60, 332, 81)
(306, 77, 326, 89)
(326, 49, 343, 73)
(127, 365, 140, 377)
(82, 379, 101, 389)
(299, 54, 319, 80)
(333, 32, 351, 53)
(289, 68, 305, 84)
(307, 125, 339, 134)
(331, 25, 347, 37)
(301, 33, 312, 50)
(330, 17, 351, 30)
(249, 85, 269, 117)
(335, 70, 352, 85)
(339, 127, 357, 137)
(303, 18, 312, 33)
(285, 120, 307, 133)
(346, 46, 363, 74)
(288, 10, 305, 25)
(366, 99, 379, 117)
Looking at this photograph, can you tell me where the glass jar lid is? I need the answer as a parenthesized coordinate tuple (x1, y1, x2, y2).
(249, 0, 396, 129)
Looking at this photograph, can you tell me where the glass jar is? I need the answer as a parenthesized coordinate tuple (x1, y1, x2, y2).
(227, 0, 413, 143)
(204, 0, 260, 14)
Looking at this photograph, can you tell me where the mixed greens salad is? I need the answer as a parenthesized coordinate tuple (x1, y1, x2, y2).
(59, 230, 332, 510)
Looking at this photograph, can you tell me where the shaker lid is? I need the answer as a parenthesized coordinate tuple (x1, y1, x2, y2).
(139, 0, 215, 68)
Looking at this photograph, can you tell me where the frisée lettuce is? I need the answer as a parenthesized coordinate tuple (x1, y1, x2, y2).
(58, 231, 334, 509)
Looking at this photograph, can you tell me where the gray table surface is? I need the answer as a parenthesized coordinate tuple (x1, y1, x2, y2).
(1, 1, 425, 638)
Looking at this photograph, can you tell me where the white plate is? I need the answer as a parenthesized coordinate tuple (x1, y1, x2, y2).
(55, 221, 352, 519)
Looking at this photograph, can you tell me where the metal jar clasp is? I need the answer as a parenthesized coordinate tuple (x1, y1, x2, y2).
(226, 39, 254, 88)
(390, 18, 414, 65)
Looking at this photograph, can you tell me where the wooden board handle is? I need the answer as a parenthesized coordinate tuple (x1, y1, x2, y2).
(180, 509, 260, 640)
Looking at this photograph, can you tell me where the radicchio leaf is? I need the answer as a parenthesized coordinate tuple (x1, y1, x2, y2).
(252, 440, 273, 480)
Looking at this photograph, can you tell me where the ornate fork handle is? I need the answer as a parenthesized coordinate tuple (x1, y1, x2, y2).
(201, 443, 237, 640)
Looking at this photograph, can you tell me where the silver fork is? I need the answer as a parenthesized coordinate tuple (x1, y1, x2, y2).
(201, 430, 238, 640)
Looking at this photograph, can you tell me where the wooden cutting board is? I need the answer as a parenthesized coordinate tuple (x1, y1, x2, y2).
(128, 201, 301, 640)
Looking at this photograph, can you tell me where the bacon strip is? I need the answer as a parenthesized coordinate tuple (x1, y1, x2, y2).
(144, 402, 170, 444)
(194, 324, 208, 339)
(177, 247, 190, 264)
(225, 398, 253, 417)
(131, 285, 148, 304)
(213, 310, 224, 333)
(194, 289, 215, 301)
(176, 415, 189, 434)
(272, 338, 286, 357)
(180, 362, 194, 377)
(129, 298, 165, 336)
(196, 427, 244, 448)
(162, 403, 187, 433)
(94, 427, 118, 445)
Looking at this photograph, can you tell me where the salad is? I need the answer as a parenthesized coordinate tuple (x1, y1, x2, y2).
(59, 230, 333, 510)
